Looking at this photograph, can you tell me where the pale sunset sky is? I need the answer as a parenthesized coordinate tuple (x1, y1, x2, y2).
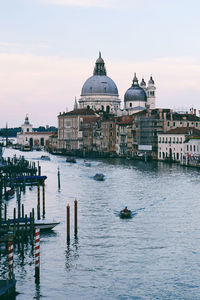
(0, 0, 200, 127)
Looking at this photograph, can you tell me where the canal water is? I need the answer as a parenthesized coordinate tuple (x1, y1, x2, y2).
(1, 148, 200, 300)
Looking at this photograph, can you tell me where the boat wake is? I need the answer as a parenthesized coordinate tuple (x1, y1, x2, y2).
(115, 197, 166, 219)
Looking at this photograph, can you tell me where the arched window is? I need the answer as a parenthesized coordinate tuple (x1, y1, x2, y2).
(130, 103, 132, 108)
(87, 105, 90, 109)
(101, 105, 104, 111)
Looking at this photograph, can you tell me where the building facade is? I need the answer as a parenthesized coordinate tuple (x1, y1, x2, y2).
(158, 127, 200, 162)
(17, 116, 54, 149)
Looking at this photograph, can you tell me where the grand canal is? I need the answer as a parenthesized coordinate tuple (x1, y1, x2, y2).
(1, 148, 200, 299)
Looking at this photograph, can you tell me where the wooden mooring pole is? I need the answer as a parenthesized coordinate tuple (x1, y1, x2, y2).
(74, 199, 78, 235)
(42, 181, 45, 218)
(37, 183, 40, 220)
(57, 167, 61, 190)
(8, 242, 13, 280)
(67, 205, 70, 241)
(35, 228, 40, 280)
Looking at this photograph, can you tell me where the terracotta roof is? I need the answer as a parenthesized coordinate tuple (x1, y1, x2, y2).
(58, 108, 96, 117)
(162, 127, 200, 135)
(173, 113, 200, 121)
(82, 116, 99, 123)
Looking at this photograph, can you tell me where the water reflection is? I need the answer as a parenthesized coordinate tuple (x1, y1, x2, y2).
(65, 236, 79, 271)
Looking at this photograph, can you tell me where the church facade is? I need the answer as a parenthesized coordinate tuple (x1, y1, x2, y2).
(77, 52, 156, 115)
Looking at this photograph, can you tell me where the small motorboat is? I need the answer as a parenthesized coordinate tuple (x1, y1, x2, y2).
(66, 157, 76, 163)
(41, 155, 50, 161)
(84, 160, 91, 167)
(93, 173, 105, 181)
(120, 207, 132, 219)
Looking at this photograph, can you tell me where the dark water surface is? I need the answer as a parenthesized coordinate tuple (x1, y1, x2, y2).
(1, 148, 200, 300)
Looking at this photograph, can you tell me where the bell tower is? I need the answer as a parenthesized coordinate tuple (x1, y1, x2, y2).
(147, 76, 156, 109)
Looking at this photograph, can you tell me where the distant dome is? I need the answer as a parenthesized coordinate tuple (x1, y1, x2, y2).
(124, 73, 147, 102)
(81, 52, 118, 97)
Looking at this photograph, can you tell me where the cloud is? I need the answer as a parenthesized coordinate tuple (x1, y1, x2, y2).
(0, 52, 200, 127)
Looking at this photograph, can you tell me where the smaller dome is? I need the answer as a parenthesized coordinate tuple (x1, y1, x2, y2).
(140, 78, 146, 87)
(124, 73, 147, 102)
(148, 76, 154, 85)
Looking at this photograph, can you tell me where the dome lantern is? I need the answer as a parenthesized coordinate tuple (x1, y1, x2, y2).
(93, 51, 107, 76)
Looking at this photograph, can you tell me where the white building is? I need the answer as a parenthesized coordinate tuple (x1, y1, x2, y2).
(158, 127, 200, 162)
(17, 116, 54, 149)
(184, 138, 200, 160)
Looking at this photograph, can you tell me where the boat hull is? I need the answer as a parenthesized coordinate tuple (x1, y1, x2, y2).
(120, 211, 132, 219)
(1, 219, 60, 230)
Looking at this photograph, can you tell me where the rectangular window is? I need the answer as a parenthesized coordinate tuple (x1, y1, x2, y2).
(159, 152, 161, 158)
(190, 145, 192, 151)
(173, 122, 175, 126)
(194, 145, 196, 152)
(187, 145, 189, 151)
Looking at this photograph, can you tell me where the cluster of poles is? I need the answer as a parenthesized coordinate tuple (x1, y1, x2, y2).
(0, 181, 46, 243)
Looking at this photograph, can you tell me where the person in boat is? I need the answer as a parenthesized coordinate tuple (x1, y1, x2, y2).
(123, 206, 129, 212)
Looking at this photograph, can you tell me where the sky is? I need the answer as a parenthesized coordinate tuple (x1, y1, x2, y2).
(0, 0, 200, 127)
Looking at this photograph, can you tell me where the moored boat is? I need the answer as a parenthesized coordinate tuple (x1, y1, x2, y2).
(3, 188, 15, 200)
(1, 218, 60, 230)
(41, 155, 50, 161)
(66, 157, 76, 163)
(6, 175, 47, 186)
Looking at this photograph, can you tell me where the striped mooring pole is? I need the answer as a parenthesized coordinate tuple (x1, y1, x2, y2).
(8, 242, 13, 280)
(35, 228, 40, 279)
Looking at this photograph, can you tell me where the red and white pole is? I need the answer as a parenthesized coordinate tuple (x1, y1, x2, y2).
(8, 242, 13, 280)
(35, 227, 40, 278)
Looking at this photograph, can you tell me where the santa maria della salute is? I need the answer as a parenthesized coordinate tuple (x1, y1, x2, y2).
(47, 52, 200, 164)
(77, 52, 156, 115)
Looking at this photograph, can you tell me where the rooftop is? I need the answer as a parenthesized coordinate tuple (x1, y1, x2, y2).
(161, 127, 200, 135)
